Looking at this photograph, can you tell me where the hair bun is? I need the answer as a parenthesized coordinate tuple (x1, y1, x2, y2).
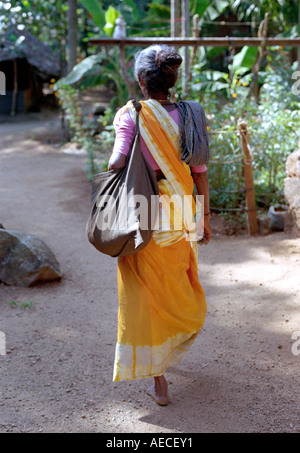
(155, 49, 182, 74)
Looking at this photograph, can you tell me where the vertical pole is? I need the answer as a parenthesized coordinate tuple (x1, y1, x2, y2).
(239, 121, 259, 236)
(11, 59, 18, 116)
(67, 0, 78, 73)
(119, 45, 135, 99)
(181, 0, 190, 98)
(171, 0, 180, 38)
(187, 14, 199, 98)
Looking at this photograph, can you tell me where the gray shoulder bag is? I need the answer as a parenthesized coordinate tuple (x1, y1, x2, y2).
(86, 102, 159, 257)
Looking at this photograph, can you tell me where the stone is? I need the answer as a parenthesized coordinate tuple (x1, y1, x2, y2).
(0, 228, 62, 287)
(286, 149, 300, 178)
(284, 151, 300, 237)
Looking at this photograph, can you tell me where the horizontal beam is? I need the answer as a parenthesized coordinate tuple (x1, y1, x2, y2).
(88, 37, 300, 47)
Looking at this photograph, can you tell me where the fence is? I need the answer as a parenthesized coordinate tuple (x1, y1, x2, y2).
(88, 37, 300, 48)
(207, 121, 259, 235)
(87, 32, 300, 236)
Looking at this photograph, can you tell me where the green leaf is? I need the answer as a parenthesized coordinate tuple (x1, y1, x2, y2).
(191, 0, 210, 18)
(55, 54, 105, 88)
(105, 5, 120, 24)
(103, 6, 120, 37)
(147, 3, 170, 20)
(277, 25, 300, 38)
(231, 46, 258, 75)
(203, 70, 229, 81)
(205, 0, 229, 20)
(214, 0, 230, 14)
(8, 301, 18, 307)
(80, 0, 106, 29)
(121, 0, 140, 22)
(206, 46, 228, 58)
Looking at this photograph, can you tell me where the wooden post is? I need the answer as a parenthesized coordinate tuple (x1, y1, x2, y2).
(187, 14, 199, 97)
(239, 121, 259, 236)
(119, 45, 136, 99)
(181, 0, 190, 98)
(171, 0, 180, 38)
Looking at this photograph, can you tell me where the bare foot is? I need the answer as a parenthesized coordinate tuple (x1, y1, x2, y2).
(146, 375, 170, 406)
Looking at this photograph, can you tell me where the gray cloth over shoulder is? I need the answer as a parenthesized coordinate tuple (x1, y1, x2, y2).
(176, 100, 210, 167)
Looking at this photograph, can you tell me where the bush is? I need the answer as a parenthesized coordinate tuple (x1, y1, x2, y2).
(199, 58, 300, 211)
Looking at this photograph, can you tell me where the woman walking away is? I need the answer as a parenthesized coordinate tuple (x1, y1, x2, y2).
(108, 45, 211, 406)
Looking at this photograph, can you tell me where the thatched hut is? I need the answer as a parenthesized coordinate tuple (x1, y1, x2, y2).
(0, 27, 61, 115)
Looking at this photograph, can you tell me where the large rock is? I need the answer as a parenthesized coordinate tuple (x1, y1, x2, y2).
(0, 228, 62, 287)
(286, 149, 300, 178)
(284, 149, 300, 237)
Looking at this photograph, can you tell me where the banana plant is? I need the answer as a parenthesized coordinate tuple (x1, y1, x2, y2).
(227, 0, 297, 34)
(55, 50, 130, 108)
(230, 45, 258, 78)
(191, 0, 230, 21)
(54, 53, 107, 89)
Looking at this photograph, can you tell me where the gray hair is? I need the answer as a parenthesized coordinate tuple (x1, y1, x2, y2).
(134, 45, 182, 97)
(134, 45, 164, 80)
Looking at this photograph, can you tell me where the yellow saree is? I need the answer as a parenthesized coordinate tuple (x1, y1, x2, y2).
(113, 100, 207, 381)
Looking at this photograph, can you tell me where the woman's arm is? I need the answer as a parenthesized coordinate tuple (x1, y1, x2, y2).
(192, 170, 211, 245)
(108, 152, 127, 170)
(108, 109, 135, 170)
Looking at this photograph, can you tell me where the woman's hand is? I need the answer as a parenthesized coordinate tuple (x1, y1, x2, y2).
(192, 171, 211, 245)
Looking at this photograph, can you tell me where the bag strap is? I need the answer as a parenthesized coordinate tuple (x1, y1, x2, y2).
(131, 99, 142, 113)
(131, 99, 142, 133)
(125, 99, 141, 162)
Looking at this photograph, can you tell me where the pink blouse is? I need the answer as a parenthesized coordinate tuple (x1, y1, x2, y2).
(112, 106, 207, 173)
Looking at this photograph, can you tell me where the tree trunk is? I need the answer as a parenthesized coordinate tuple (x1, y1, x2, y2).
(67, 0, 78, 73)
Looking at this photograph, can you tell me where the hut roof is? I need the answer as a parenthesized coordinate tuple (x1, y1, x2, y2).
(0, 27, 61, 78)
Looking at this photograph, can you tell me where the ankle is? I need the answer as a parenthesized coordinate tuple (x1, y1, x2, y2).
(154, 375, 168, 396)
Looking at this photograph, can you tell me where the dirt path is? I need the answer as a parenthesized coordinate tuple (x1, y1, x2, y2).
(0, 113, 300, 433)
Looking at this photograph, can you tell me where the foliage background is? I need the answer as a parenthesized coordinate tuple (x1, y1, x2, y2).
(1, 0, 300, 215)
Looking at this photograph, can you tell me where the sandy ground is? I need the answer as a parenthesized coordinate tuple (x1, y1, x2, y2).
(0, 112, 300, 434)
